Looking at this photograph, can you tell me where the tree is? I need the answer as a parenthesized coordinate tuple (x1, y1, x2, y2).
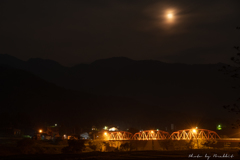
(220, 26, 240, 128)
(61, 140, 86, 153)
(120, 142, 130, 151)
(88, 141, 97, 151)
(17, 138, 36, 154)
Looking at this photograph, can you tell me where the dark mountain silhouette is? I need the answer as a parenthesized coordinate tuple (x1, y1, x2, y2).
(2, 65, 206, 130)
(91, 57, 135, 68)
(0, 54, 238, 126)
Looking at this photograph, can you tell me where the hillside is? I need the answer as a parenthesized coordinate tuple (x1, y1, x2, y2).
(0, 55, 238, 129)
(1, 65, 202, 130)
(0, 54, 238, 117)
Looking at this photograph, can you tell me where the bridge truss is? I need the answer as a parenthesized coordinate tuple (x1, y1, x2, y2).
(170, 129, 221, 140)
(108, 131, 133, 140)
(132, 130, 170, 140)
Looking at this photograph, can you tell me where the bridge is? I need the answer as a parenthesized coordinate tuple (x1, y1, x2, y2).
(132, 130, 170, 140)
(108, 131, 132, 140)
(104, 128, 237, 142)
(170, 129, 220, 140)
(99, 129, 240, 151)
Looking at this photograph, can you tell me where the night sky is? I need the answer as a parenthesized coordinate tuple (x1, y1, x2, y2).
(1, 0, 240, 66)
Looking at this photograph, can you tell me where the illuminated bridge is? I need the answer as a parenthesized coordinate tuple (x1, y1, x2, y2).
(101, 129, 240, 150)
(108, 131, 133, 140)
(170, 129, 220, 140)
(132, 130, 170, 140)
(106, 129, 221, 141)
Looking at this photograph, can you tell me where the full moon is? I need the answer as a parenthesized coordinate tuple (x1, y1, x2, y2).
(167, 13, 173, 19)
(164, 10, 175, 24)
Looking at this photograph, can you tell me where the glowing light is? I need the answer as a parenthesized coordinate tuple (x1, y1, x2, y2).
(217, 124, 222, 130)
(109, 127, 117, 131)
(167, 13, 173, 19)
(151, 131, 154, 133)
(55, 124, 57, 126)
(104, 126, 108, 130)
(192, 129, 196, 133)
(164, 10, 176, 24)
(104, 132, 107, 136)
(39, 129, 42, 133)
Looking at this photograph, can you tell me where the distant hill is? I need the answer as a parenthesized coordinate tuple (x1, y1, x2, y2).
(2, 65, 205, 131)
(0, 54, 238, 128)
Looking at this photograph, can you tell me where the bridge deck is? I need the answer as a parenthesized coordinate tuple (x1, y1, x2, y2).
(217, 138, 240, 142)
(109, 138, 240, 142)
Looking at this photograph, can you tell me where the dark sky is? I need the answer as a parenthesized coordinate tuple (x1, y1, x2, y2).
(1, 0, 240, 66)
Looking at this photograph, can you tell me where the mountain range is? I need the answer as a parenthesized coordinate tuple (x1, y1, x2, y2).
(0, 54, 238, 131)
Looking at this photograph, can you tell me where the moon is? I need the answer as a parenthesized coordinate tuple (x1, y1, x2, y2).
(164, 10, 175, 24)
(167, 13, 173, 19)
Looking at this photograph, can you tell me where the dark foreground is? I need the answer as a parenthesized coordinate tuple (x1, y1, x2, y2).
(1, 150, 239, 160)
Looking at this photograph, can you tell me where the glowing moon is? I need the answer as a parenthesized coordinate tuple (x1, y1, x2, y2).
(167, 13, 173, 19)
(164, 10, 175, 24)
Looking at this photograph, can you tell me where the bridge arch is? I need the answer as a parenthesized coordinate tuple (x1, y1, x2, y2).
(108, 131, 133, 140)
(170, 129, 221, 140)
(132, 130, 170, 140)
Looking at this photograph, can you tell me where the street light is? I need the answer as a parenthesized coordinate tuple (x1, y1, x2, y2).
(39, 129, 42, 133)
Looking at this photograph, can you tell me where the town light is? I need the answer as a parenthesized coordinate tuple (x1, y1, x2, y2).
(192, 129, 196, 133)
(104, 132, 107, 136)
(151, 130, 154, 133)
(39, 129, 42, 133)
(217, 124, 222, 130)
(109, 127, 117, 131)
